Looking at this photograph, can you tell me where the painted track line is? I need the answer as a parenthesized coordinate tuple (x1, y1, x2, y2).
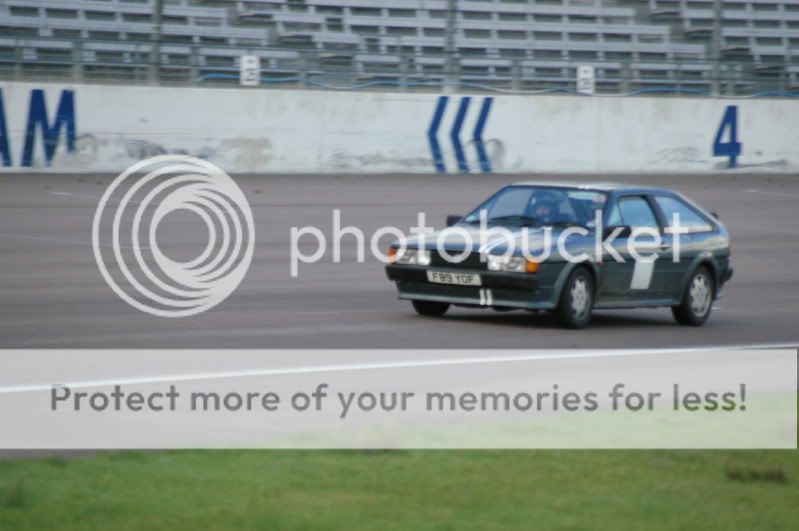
(50, 191, 101, 200)
(0, 232, 148, 250)
(0, 344, 795, 395)
(727, 225, 799, 236)
(744, 189, 799, 199)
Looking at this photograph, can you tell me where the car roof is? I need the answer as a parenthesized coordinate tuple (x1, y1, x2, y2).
(510, 181, 673, 194)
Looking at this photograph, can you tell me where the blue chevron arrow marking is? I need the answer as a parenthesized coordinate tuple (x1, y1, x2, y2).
(473, 97, 494, 173)
(450, 96, 471, 173)
(427, 95, 448, 173)
(428, 96, 494, 174)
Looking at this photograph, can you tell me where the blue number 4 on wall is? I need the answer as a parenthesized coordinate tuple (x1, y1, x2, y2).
(713, 105, 742, 169)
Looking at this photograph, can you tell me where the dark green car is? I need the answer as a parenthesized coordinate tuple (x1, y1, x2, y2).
(386, 182, 733, 328)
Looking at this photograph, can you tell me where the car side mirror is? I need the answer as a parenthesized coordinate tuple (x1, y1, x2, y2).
(446, 215, 462, 227)
(603, 225, 632, 239)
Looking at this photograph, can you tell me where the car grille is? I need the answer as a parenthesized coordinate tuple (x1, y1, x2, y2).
(430, 250, 486, 270)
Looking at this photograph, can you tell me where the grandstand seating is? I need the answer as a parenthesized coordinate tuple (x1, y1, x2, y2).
(0, 0, 796, 93)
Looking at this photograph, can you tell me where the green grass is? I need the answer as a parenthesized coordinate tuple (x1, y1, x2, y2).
(0, 450, 797, 530)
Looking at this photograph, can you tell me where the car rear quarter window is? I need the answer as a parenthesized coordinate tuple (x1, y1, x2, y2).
(654, 196, 714, 233)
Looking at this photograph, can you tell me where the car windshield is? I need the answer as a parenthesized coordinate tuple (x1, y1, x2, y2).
(461, 186, 607, 228)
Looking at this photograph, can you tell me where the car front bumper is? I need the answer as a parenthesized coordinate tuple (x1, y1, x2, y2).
(385, 264, 557, 310)
(721, 266, 733, 286)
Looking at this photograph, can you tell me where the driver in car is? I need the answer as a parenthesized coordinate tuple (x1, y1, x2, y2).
(531, 193, 563, 224)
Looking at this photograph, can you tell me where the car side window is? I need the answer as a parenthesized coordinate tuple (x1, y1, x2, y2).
(654, 196, 713, 233)
(614, 197, 660, 229)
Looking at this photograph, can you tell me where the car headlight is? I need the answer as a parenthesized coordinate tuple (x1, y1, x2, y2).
(391, 248, 431, 266)
(487, 255, 539, 273)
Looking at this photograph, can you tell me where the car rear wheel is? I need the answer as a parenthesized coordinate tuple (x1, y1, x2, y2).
(672, 267, 714, 326)
(554, 266, 594, 329)
(411, 300, 450, 317)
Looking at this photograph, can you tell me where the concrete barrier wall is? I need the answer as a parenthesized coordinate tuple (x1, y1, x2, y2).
(1, 81, 797, 173)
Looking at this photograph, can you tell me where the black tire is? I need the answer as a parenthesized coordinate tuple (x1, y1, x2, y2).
(554, 266, 594, 329)
(672, 267, 714, 326)
(411, 300, 450, 317)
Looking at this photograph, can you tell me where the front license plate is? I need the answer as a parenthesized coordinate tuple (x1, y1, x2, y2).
(426, 271, 482, 286)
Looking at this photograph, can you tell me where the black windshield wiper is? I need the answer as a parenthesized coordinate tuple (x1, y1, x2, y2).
(547, 220, 589, 230)
(484, 215, 541, 227)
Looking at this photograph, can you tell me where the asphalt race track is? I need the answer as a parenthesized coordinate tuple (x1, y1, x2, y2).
(1, 172, 798, 350)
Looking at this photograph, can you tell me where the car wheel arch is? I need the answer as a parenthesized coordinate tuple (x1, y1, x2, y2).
(680, 256, 718, 297)
(695, 261, 717, 292)
(553, 261, 600, 304)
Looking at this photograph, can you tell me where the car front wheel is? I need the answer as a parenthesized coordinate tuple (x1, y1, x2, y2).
(672, 267, 714, 326)
(411, 300, 450, 317)
(554, 266, 594, 329)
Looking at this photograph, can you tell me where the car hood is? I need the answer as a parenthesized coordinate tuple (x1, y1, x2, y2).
(402, 225, 595, 257)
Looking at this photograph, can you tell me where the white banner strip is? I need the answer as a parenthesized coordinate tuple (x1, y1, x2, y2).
(0, 349, 795, 449)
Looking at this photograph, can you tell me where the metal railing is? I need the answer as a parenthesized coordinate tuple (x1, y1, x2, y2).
(1, 36, 798, 97)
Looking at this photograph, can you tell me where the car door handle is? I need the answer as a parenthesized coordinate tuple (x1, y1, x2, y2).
(658, 244, 672, 251)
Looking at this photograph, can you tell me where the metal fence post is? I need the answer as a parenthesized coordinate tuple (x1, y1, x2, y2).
(149, 0, 164, 85)
(621, 61, 631, 94)
(511, 59, 521, 91)
(726, 64, 735, 96)
(299, 54, 308, 88)
(711, 0, 722, 96)
(399, 54, 409, 91)
(190, 44, 199, 85)
(72, 40, 84, 83)
(13, 44, 22, 81)
(444, 0, 457, 93)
